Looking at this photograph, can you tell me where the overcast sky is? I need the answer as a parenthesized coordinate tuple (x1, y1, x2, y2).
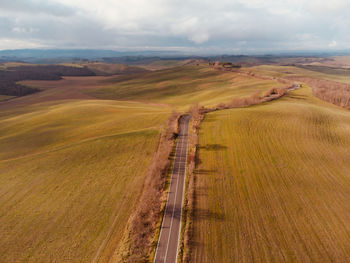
(0, 0, 349, 53)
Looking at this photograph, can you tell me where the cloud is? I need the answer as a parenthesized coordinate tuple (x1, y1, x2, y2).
(329, 40, 337, 48)
(308, 0, 349, 13)
(171, 17, 210, 44)
(0, 0, 75, 17)
(0, 0, 349, 52)
(0, 38, 43, 50)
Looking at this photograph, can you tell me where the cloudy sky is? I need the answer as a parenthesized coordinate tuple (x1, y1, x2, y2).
(0, 0, 349, 53)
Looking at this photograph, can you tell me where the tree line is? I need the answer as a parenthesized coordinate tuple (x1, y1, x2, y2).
(0, 65, 95, 97)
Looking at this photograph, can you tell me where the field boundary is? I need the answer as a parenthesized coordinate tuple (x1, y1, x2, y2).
(153, 115, 190, 263)
(109, 112, 180, 262)
(178, 83, 298, 262)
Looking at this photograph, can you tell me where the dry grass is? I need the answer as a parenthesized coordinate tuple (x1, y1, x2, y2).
(179, 104, 205, 263)
(112, 112, 180, 263)
(248, 65, 350, 84)
(0, 99, 170, 263)
(304, 56, 350, 69)
(287, 77, 350, 109)
(86, 65, 282, 110)
(0, 63, 286, 263)
(82, 62, 148, 75)
(136, 60, 190, 71)
(180, 84, 290, 263)
(1, 62, 327, 263)
(191, 86, 350, 262)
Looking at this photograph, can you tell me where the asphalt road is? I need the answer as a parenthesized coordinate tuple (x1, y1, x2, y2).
(154, 115, 190, 263)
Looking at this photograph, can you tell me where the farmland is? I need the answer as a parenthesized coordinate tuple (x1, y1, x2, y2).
(1, 59, 350, 263)
(0, 63, 283, 262)
(191, 86, 350, 262)
(86, 65, 282, 109)
(247, 65, 350, 84)
(0, 99, 170, 262)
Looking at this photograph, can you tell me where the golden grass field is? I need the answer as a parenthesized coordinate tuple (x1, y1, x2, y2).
(2, 61, 350, 262)
(87, 65, 281, 110)
(248, 65, 350, 84)
(0, 64, 282, 262)
(304, 56, 350, 69)
(136, 60, 192, 70)
(191, 86, 350, 262)
(0, 99, 170, 262)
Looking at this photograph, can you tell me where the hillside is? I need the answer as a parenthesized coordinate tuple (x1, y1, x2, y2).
(0, 98, 170, 262)
(86, 65, 282, 109)
(0, 63, 285, 262)
(83, 62, 149, 76)
(0, 64, 95, 98)
(1, 60, 350, 262)
(191, 86, 350, 262)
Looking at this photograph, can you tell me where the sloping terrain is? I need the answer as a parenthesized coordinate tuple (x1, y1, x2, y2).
(0, 63, 280, 263)
(83, 62, 149, 76)
(3, 60, 349, 263)
(191, 86, 350, 262)
(248, 65, 350, 84)
(87, 65, 282, 109)
(0, 99, 170, 262)
(0, 64, 95, 98)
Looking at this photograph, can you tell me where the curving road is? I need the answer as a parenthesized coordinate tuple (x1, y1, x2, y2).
(154, 115, 190, 263)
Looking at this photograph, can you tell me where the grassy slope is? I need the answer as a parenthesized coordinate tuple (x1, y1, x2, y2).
(83, 62, 148, 75)
(136, 60, 190, 70)
(0, 64, 280, 262)
(249, 65, 350, 84)
(0, 95, 14, 101)
(192, 86, 350, 262)
(87, 65, 281, 110)
(0, 100, 170, 262)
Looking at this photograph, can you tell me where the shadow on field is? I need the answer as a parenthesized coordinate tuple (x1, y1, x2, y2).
(194, 208, 225, 222)
(194, 186, 209, 197)
(199, 144, 228, 151)
(288, 94, 308, 100)
(202, 116, 217, 123)
(194, 169, 217, 175)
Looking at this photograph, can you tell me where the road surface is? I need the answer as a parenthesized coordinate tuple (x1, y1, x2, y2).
(154, 115, 190, 263)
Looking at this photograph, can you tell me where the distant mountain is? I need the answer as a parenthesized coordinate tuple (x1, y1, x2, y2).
(0, 49, 180, 63)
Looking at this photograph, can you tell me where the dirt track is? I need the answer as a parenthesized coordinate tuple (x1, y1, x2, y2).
(154, 115, 190, 263)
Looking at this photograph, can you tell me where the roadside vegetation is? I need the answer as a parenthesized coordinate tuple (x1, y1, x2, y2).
(112, 112, 180, 263)
(2, 59, 350, 263)
(86, 64, 282, 109)
(1, 63, 280, 262)
(246, 64, 350, 109)
(288, 77, 350, 109)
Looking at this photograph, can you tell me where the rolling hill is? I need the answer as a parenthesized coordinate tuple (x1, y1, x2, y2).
(0, 98, 170, 262)
(191, 86, 350, 262)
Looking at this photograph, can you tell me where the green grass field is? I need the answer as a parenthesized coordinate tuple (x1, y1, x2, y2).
(0, 99, 170, 262)
(191, 86, 350, 262)
(87, 65, 281, 110)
